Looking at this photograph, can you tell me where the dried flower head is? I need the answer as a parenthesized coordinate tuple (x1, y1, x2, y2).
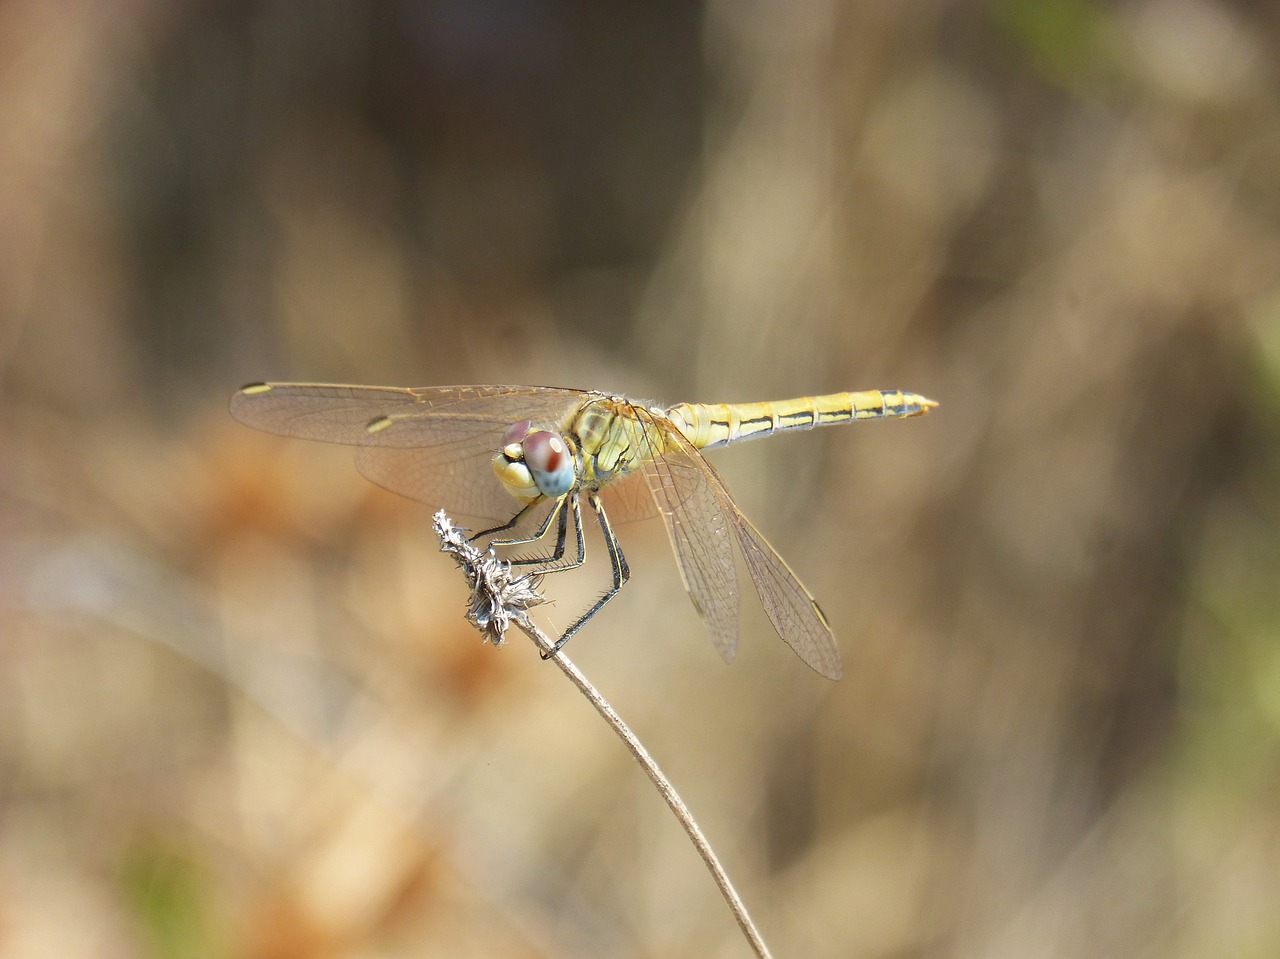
(433, 510, 546, 645)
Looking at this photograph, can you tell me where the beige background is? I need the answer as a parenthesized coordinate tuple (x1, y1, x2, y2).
(2, 1, 1278, 956)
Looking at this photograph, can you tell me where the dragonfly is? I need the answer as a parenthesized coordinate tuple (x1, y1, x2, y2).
(229, 383, 937, 679)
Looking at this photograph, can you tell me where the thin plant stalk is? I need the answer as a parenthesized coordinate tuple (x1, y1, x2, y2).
(434, 511, 774, 959)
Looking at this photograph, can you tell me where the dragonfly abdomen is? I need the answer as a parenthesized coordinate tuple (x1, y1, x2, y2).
(668, 390, 937, 450)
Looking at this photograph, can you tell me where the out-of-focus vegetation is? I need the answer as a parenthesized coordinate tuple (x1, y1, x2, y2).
(2, 1, 1278, 956)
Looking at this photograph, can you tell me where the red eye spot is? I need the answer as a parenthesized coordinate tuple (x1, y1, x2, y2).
(502, 419, 531, 446)
(523, 431, 565, 472)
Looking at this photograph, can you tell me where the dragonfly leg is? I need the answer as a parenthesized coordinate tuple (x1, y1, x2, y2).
(544, 492, 630, 658)
(473, 497, 563, 559)
(470, 501, 541, 543)
(505, 494, 577, 569)
(514, 493, 588, 574)
(495, 496, 562, 556)
(471, 494, 587, 571)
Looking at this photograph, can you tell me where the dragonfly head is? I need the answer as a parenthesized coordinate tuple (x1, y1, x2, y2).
(492, 419, 577, 503)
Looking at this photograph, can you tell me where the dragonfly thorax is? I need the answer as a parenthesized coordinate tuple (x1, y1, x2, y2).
(492, 419, 578, 504)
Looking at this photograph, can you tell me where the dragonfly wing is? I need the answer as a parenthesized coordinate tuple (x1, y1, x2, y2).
(599, 443, 707, 525)
(654, 418, 843, 680)
(229, 383, 587, 444)
(632, 412, 740, 663)
(597, 471, 661, 524)
(229, 383, 588, 524)
(719, 498, 843, 680)
(352, 444, 523, 525)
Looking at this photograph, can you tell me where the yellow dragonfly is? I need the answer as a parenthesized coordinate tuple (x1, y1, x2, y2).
(230, 383, 936, 679)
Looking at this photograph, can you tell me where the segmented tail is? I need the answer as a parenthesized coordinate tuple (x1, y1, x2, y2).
(668, 390, 937, 450)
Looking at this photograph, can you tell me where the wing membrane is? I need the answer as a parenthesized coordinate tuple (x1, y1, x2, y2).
(597, 471, 661, 524)
(719, 500, 843, 680)
(643, 415, 842, 679)
(229, 383, 587, 444)
(633, 411, 740, 663)
(229, 383, 588, 523)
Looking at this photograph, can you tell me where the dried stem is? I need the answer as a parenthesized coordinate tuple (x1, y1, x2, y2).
(433, 511, 774, 959)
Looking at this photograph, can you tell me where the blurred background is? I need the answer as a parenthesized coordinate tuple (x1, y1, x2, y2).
(2, 1, 1279, 956)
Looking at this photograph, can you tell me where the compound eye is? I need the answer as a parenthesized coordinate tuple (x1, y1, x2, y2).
(522, 430, 575, 497)
(501, 419, 531, 460)
(502, 419, 532, 446)
(522, 430, 566, 473)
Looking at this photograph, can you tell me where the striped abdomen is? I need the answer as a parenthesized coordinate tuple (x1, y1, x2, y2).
(667, 390, 937, 451)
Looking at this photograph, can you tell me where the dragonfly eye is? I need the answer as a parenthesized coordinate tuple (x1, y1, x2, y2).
(522, 430, 575, 496)
(501, 419, 534, 462)
(502, 419, 531, 446)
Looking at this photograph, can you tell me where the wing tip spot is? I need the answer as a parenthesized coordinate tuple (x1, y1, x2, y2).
(240, 382, 272, 395)
(366, 415, 393, 434)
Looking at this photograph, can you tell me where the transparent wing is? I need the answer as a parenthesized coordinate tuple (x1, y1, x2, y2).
(644, 415, 843, 680)
(229, 382, 589, 524)
(631, 410, 741, 664)
(351, 444, 527, 526)
(229, 383, 588, 445)
(597, 470, 662, 524)
(718, 496, 843, 680)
